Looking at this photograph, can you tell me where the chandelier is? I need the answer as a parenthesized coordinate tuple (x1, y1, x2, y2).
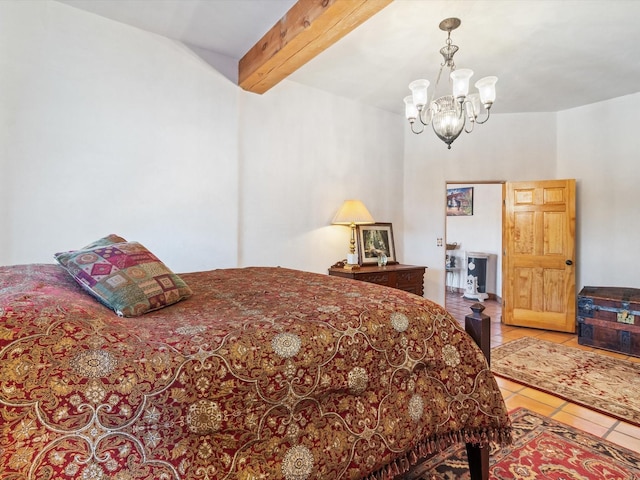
(403, 18, 498, 149)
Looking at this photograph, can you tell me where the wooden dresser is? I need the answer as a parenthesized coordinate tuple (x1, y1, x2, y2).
(328, 264, 426, 296)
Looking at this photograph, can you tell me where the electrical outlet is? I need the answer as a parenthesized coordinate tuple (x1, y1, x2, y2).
(437, 238, 443, 246)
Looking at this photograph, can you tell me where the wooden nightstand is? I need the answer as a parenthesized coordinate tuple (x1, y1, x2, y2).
(328, 264, 427, 296)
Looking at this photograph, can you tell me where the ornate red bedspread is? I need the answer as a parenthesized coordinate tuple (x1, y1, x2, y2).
(0, 264, 510, 480)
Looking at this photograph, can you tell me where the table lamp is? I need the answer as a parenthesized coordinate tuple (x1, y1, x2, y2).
(332, 199, 375, 269)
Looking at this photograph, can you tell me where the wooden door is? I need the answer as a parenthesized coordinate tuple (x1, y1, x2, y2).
(503, 179, 576, 332)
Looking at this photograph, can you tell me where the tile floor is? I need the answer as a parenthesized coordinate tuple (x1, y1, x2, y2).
(445, 291, 640, 455)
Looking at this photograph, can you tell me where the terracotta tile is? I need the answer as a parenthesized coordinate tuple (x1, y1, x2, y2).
(494, 376, 525, 393)
(551, 411, 609, 437)
(500, 330, 533, 342)
(536, 331, 575, 344)
(591, 348, 631, 360)
(613, 420, 640, 440)
(558, 403, 617, 429)
(499, 389, 516, 402)
(504, 393, 557, 417)
(519, 387, 567, 408)
(568, 343, 598, 353)
(562, 338, 596, 352)
(604, 431, 640, 454)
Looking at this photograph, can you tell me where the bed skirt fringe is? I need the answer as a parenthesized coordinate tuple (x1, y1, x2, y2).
(362, 426, 512, 480)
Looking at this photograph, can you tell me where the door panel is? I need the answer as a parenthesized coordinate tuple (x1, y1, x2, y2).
(503, 179, 576, 332)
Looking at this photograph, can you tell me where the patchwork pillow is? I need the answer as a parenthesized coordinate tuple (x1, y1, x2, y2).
(55, 241, 192, 317)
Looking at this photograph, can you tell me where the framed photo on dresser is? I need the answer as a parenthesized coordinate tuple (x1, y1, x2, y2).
(356, 223, 397, 265)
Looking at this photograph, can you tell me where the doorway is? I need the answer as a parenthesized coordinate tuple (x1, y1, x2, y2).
(444, 181, 504, 313)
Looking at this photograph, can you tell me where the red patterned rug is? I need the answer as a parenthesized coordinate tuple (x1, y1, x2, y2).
(491, 337, 640, 427)
(401, 408, 640, 479)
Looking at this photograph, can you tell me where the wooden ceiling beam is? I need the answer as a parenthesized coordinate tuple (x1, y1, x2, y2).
(239, 0, 392, 94)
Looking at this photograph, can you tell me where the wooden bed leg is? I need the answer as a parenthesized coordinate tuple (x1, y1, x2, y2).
(464, 302, 491, 480)
(466, 443, 489, 480)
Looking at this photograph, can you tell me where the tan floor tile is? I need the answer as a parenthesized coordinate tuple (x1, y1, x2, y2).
(562, 338, 596, 352)
(604, 431, 640, 454)
(519, 387, 567, 408)
(499, 390, 517, 403)
(504, 393, 557, 417)
(495, 376, 525, 393)
(550, 411, 609, 437)
(554, 403, 617, 429)
(613, 420, 640, 440)
(500, 330, 534, 342)
(591, 348, 631, 360)
(536, 331, 575, 344)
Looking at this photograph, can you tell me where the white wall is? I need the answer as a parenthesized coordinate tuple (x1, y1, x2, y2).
(0, 1, 240, 271)
(557, 93, 640, 289)
(239, 82, 404, 274)
(0, 1, 404, 276)
(403, 113, 558, 306)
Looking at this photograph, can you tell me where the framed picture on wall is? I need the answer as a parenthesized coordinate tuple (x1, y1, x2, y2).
(356, 223, 397, 265)
(447, 187, 474, 216)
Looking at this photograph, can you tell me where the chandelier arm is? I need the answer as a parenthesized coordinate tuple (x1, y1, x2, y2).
(417, 106, 434, 126)
(464, 118, 475, 134)
(456, 100, 465, 121)
(475, 108, 491, 125)
(410, 121, 425, 134)
(462, 99, 476, 133)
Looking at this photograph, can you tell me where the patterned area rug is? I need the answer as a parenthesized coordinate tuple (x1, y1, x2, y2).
(401, 408, 640, 479)
(491, 337, 640, 426)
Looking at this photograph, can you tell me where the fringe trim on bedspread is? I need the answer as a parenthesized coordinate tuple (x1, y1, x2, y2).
(362, 426, 512, 480)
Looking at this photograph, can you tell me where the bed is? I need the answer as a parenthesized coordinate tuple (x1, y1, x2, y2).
(0, 239, 511, 480)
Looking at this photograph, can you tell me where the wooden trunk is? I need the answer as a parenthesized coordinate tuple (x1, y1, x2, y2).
(577, 286, 640, 357)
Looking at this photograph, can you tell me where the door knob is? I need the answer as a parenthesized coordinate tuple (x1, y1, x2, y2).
(565, 260, 573, 266)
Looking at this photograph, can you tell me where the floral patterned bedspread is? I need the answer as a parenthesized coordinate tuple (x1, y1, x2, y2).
(0, 264, 510, 480)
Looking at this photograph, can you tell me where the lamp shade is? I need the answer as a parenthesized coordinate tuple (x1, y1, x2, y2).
(403, 96, 418, 121)
(450, 68, 473, 99)
(475, 76, 498, 105)
(409, 79, 430, 110)
(332, 200, 375, 225)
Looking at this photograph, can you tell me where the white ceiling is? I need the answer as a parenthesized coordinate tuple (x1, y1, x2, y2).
(58, 0, 640, 115)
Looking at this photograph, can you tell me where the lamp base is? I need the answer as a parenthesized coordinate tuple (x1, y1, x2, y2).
(344, 253, 360, 269)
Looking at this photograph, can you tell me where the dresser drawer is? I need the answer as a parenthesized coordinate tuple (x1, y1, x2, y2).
(328, 265, 426, 297)
(396, 270, 423, 288)
(356, 272, 390, 285)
